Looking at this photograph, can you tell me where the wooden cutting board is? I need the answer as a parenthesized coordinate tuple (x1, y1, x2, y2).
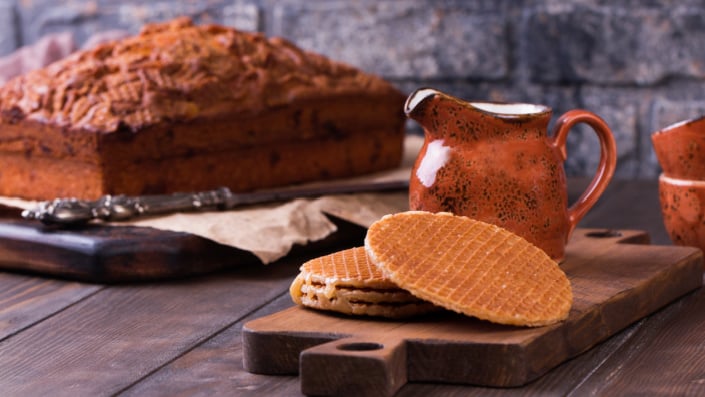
(242, 229, 704, 396)
(0, 206, 366, 283)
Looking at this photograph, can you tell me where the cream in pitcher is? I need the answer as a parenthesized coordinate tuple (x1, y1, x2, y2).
(404, 88, 617, 261)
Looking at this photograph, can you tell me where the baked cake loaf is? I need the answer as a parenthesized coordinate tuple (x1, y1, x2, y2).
(0, 17, 406, 200)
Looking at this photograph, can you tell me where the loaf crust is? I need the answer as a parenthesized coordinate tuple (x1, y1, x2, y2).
(0, 17, 406, 200)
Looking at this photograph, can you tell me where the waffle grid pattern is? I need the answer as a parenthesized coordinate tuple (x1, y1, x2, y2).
(290, 247, 438, 318)
(365, 211, 572, 327)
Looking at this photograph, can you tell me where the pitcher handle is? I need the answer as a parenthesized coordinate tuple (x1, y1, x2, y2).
(551, 110, 617, 239)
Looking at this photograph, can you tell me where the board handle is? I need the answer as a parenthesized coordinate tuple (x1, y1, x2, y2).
(300, 336, 407, 397)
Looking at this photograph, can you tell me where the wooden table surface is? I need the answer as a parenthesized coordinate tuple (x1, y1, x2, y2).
(1, 178, 704, 396)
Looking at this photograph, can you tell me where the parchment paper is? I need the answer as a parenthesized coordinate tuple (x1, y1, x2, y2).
(0, 135, 422, 264)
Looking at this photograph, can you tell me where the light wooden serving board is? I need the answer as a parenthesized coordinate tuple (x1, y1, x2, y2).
(243, 229, 704, 396)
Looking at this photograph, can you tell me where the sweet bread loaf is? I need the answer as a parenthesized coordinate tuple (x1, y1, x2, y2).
(0, 17, 406, 200)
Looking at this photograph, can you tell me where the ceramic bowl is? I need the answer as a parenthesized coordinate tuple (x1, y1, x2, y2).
(652, 115, 705, 180)
(659, 173, 705, 250)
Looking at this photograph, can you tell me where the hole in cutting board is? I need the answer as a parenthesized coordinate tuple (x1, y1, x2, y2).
(585, 229, 623, 238)
(337, 342, 384, 351)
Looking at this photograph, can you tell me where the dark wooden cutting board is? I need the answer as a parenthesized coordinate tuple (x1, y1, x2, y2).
(242, 229, 704, 396)
(0, 205, 366, 283)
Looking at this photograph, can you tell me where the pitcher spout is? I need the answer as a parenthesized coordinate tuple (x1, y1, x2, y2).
(404, 88, 441, 127)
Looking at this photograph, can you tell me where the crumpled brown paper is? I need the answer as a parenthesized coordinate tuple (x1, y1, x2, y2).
(125, 192, 408, 264)
(0, 136, 422, 264)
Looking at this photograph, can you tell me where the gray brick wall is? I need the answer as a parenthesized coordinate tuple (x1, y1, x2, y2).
(2, 0, 704, 179)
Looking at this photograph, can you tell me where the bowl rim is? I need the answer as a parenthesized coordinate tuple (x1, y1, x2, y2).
(653, 114, 705, 136)
(659, 173, 705, 186)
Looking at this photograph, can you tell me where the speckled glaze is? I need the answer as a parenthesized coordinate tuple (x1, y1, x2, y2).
(658, 173, 705, 250)
(404, 88, 617, 261)
(652, 116, 705, 180)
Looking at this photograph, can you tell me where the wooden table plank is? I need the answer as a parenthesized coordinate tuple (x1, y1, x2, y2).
(111, 179, 686, 397)
(0, 273, 101, 341)
(0, 259, 302, 396)
(119, 293, 303, 397)
(570, 279, 705, 396)
(117, 257, 655, 397)
(2, 178, 698, 397)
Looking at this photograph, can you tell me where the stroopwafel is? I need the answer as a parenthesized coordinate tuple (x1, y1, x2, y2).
(364, 211, 572, 327)
(290, 246, 438, 318)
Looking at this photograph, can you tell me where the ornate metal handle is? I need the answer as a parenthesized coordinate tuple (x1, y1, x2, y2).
(21, 181, 408, 226)
(21, 187, 235, 225)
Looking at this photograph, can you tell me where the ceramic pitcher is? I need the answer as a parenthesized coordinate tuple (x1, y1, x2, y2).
(405, 88, 617, 261)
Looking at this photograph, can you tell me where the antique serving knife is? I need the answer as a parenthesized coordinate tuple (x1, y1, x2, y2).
(21, 180, 408, 226)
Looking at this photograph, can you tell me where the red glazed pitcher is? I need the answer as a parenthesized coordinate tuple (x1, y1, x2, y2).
(405, 88, 617, 261)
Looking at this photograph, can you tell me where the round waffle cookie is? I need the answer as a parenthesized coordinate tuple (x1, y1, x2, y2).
(364, 211, 573, 327)
(290, 246, 438, 319)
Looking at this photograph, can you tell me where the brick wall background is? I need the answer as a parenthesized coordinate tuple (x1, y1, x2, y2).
(1, 0, 704, 179)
